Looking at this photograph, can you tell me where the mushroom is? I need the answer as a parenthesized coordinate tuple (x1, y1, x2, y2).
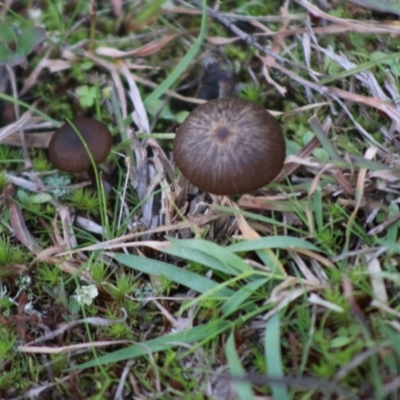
(48, 117, 112, 175)
(196, 51, 236, 101)
(173, 97, 285, 195)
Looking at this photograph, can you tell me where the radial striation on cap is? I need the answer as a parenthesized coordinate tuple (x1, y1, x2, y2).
(173, 97, 285, 195)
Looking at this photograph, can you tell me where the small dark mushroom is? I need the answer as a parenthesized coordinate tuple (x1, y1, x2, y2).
(196, 51, 236, 101)
(173, 97, 285, 195)
(48, 117, 112, 174)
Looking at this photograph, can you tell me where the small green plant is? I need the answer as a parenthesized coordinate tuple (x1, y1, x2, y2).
(71, 60, 94, 82)
(76, 85, 98, 108)
(0, 329, 16, 360)
(225, 43, 250, 63)
(108, 273, 135, 302)
(105, 322, 133, 340)
(32, 150, 52, 171)
(0, 236, 28, 266)
(159, 275, 178, 295)
(239, 81, 265, 104)
(0, 23, 45, 67)
(0, 171, 8, 190)
(90, 261, 109, 284)
(17, 189, 52, 209)
(0, 145, 23, 170)
(67, 188, 100, 216)
(36, 263, 64, 286)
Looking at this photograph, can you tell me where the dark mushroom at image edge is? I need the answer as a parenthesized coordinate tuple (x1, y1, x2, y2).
(173, 97, 286, 196)
(48, 117, 113, 184)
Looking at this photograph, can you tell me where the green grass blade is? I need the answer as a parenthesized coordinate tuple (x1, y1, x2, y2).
(78, 319, 231, 369)
(166, 237, 253, 275)
(134, 0, 165, 24)
(0, 92, 59, 126)
(221, 278, 269, 317)
(312, 188, 323, 232)
(113, 253, 233, 297)
(178, 271, 257, 314)
(309, 116, 341, 161)
(319, 50, 400, 85)
(265, 313, 289, 400)
(212, 205, 308, 235)
(227, 236, 321, 252)
(143, 0, 207, 109)
(226, 331, 255, 399)
(162, 241, 244, 276)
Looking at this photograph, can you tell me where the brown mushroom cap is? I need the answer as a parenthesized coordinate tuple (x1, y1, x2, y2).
(173, 97, 286, 195)
(48, 117, 112, 174)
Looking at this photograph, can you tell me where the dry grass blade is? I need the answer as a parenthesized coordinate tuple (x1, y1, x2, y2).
(295, 0, 400, 34)
(18, 340, 131, 354)
(96, 33, 183, 58)
(0, 109, 34, 142)
(6, 185, 42, 255)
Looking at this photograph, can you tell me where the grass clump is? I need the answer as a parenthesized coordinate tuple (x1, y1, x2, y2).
(66, 188, 101, 216)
